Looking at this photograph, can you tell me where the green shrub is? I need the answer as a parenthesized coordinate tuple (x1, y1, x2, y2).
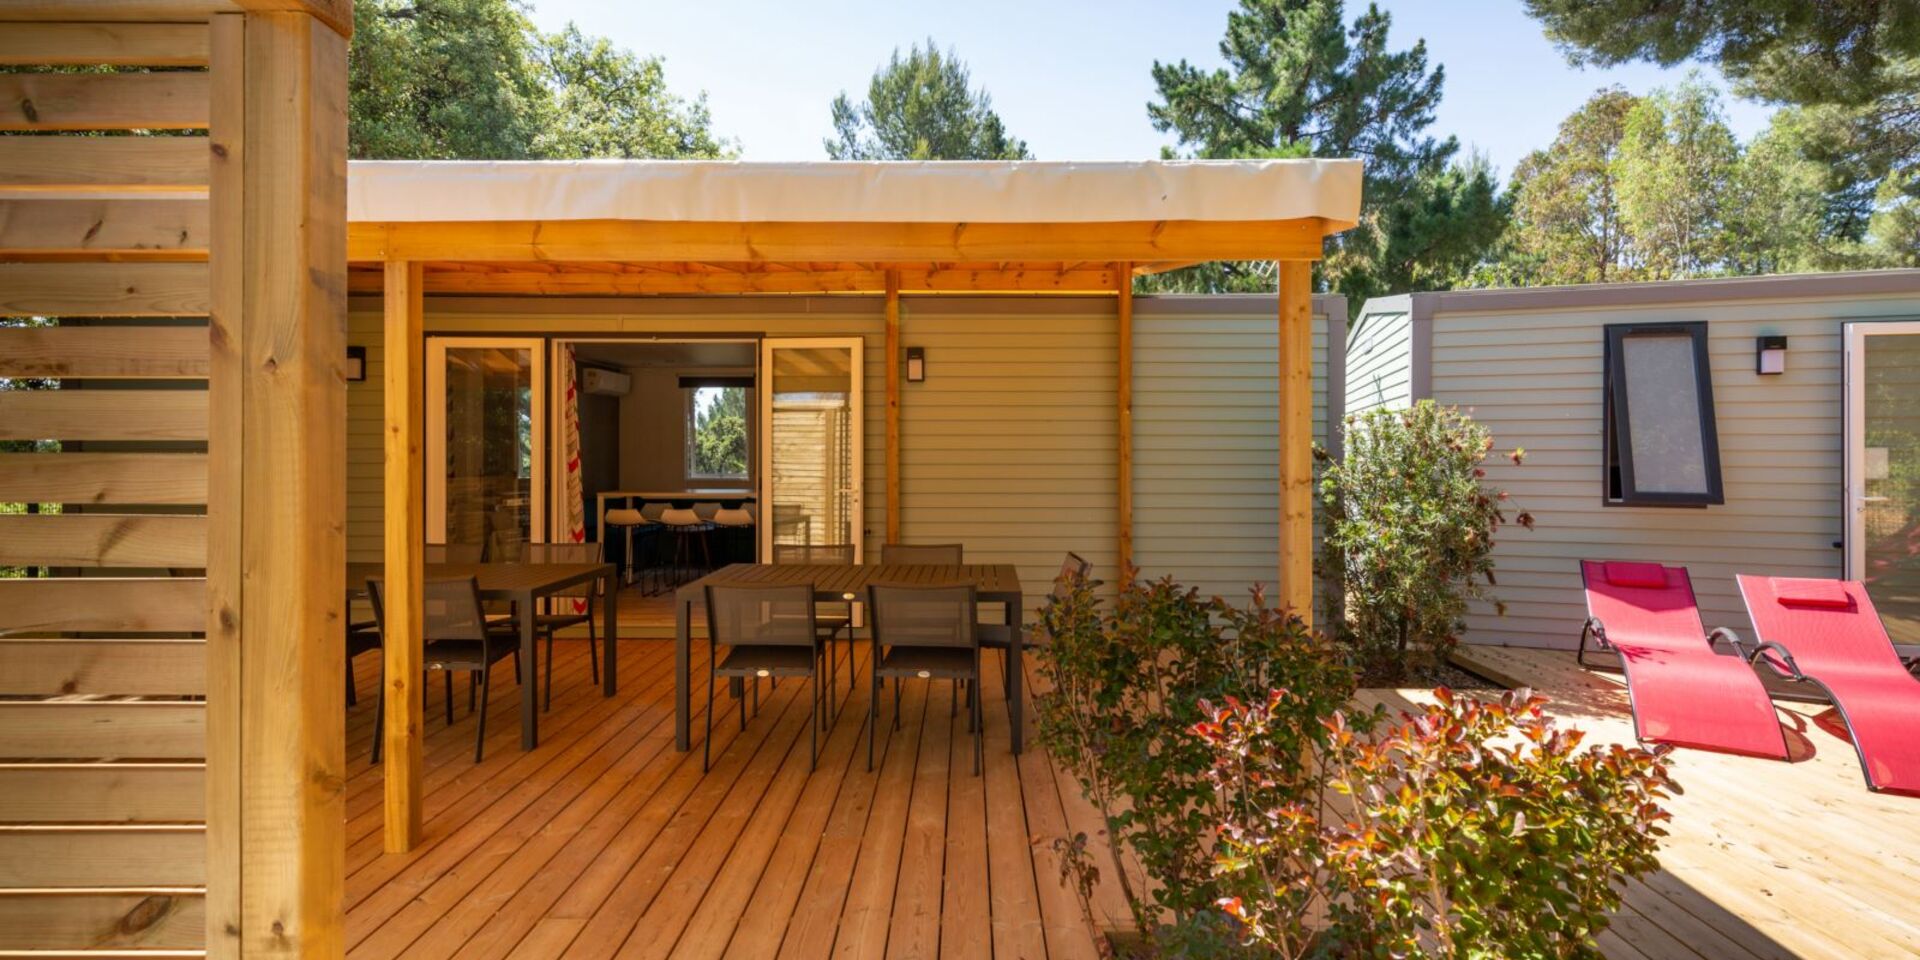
(1319, 401, 1529, 684)
(1033, 573, 1356, 949)
(1198, 687, 1675, 959)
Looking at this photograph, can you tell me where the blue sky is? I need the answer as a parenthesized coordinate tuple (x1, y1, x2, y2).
(525, 0, 1773, 181)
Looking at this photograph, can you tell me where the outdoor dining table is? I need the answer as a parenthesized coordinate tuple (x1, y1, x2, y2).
(348, 559, 619, 751)
(674, 562, 1028, 753)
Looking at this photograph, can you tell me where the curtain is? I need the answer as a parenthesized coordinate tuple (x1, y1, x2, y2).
(561, 346, 587, 613)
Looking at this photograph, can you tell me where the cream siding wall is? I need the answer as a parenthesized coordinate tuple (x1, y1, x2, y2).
(1414, 284, 1920, 648)
(1344, 298, 1414, 417)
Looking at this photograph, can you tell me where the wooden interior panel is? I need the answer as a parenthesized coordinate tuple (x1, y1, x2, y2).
(0, 262, 210, 315)
(0, 639, 207, 696)
(0, 452, 209, 505)
(0, 325, 209, 378)
(0, 890, 206, 950)
(0, 72, 210, 131)
(0, 390, 209, 441)
(0, 197, 209, 256)
(0, 137, 209, 192)
(0, 21, 210, 66)
(0, 702, 206, 761)
(0, 577, 207, 633)
(0, 827, 206, 887)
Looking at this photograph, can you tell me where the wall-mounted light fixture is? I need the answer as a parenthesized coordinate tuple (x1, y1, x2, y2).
(345, 345, 367, 382)
(906, 346, 926, 383)
(1755, 336, 1787, 376)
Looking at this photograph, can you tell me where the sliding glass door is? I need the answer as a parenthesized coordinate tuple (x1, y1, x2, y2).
(1845, 321, 1920, 647)
(427, 338, 546, 560)
(759, 339, 864, 562)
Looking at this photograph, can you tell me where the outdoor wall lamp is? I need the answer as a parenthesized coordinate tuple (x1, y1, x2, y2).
(345, 345, 367, 382)
(906, 346, 926, 382)
(1756, 336, 1787, 375)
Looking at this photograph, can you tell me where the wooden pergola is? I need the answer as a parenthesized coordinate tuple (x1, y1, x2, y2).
(347, 164, 1359, 853)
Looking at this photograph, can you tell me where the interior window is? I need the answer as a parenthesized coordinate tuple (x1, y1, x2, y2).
(1603, 322, 1723, 506)
(685, 383, 750, 480)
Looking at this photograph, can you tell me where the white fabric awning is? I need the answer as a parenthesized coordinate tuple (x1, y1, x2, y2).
(347, 159, 1361, 228)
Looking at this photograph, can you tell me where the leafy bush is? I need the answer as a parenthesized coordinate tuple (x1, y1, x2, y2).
(1319, 401, 1529, 684)
(1198, 687, 1676, 959)
(1033, 573, 1356, 948)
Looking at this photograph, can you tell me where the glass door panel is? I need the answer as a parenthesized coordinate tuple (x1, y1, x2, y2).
(759, 339, 864, 562)
(1847, 322, 1920, 647)
(427, 338, 546, 561)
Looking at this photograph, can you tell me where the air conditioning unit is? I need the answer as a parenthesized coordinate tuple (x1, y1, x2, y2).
(581, 367, 631, 396)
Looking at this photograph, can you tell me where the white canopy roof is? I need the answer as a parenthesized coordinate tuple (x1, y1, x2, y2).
(347, 159, 1361, 228)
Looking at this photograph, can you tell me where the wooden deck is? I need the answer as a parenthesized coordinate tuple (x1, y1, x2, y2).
(1448, 645, 1920, 960)
(342, 635, 1117, 960)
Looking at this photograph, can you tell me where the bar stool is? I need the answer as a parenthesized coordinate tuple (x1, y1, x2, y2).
(661, 506, 714, 585)
(711, 503, 754, 565)
(605, 506, 651, 589)
(636, 502, 670, 594)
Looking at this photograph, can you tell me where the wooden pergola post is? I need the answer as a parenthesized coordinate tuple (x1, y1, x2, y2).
(382, 260, 425, 852)
(205, 6, 350, 955)
(1276, 260, 1314, 623)
(884, 269, 902, 544)
(1116, 265, 1134, 572)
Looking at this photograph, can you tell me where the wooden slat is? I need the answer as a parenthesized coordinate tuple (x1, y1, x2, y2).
(0, 72, 210, 131)
(0, 326, 208, 378)
(0, 262, 208, 316)
(0, 639, 206, 696)
(0, 577, 207, 633)
(0, 0, 238, 20)
(0, 390, 208, 441)
(0, 890, 205, 950)
(0, 508, 205, 570)
(0, 452, 208, 505)
(0, 198, 208, 256)
(0, 827, 205, 887)
(0, 138, 209, 193)
(0, 763, 204, 822)
(1276, 259, 1314, 621)
(0, 22, 210, 66)
(0, 703, 205, 760)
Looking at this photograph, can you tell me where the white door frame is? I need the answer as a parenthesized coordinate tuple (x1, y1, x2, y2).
(426, 336, 548, 546)
(1843, 320, 1920, 581)
(758, 337, 866, 563)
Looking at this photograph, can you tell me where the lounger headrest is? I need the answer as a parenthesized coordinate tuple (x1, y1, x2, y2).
(1772, 578, 1853, 609)
(1603, 562, 1670, 589)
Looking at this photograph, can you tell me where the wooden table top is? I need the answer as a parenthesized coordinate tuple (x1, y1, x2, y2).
(675, 562, 1024, 602)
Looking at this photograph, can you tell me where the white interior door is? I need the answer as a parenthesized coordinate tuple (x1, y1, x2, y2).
(426, 337, 547, 559)
(759, 338, 865, 563)
(1844, 320, 1920, 648)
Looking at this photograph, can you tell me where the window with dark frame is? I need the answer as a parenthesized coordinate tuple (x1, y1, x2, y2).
(1603, 322, 1724, 507)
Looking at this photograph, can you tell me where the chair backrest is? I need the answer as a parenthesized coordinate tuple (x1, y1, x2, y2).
(705, 583, 818, 648)
(1737, 575, 1904, 673)
(883, 543, 963, 565)
(1053, 552, 1091, 598)
(868, 582, 978, 649)
(774, 543, 856, 566)
(367, 575, 492, 644)
(1578, 560, 1706, 652)
(425, 542, 483, 565)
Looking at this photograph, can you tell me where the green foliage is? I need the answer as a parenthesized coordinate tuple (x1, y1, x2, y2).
(1200, 687, 1677, 959)
(1146, 0, 1507, 307)
(1484, 88, 1635, 286)
(1319, 402, 1524, 684)
(1613, 77, 1742, 279)
(826, 39, 1030, 161)
(690, 386, 748, 479)
(348, 0, 729, 160)
(1033, 572, 1356, 945)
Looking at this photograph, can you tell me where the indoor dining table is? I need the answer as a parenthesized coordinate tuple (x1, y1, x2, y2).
(673, 562, 1027, 753)
(349, 559, 619, 751)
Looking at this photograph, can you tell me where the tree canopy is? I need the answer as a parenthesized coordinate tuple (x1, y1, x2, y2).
(826, 40, 1030, 160)
(348, 0, 730, 160)
(1146, 0, 1506, 306)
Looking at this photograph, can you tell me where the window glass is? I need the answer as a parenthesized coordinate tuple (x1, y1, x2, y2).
(1620, 333, 1710, 494)
(687, 385, 749, 480)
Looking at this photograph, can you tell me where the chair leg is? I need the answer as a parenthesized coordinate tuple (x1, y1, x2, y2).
(513, 649, 522, 684)
(974, 653, 983, 775)
(370, 673, 384, 765)
(809, 664, 819, 772)
(739, 673, 748, 731)
(893, 674, 902, 731)
(474, 667, 491, 763)
(544, 631, 554, 712)
(588, 616, 600, 686)
(469, 671, 477, 713)
(704, 660, 715, 774)
(868, 668, 878, 772)
(444, 671, 454, 726)
(346, 656, 357, 706)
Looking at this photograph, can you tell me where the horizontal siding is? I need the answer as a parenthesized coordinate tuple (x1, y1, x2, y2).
(1344, 307, 1412, 416)
(1430, 291, 1920, 648)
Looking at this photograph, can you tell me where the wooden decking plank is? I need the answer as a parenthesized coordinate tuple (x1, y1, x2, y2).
(1024, 657, 1138, 936)
(1016, 661, 1106, 960)
(978, 656, 1049, 960)
(504, 919, 588, 960)
(883, 680, 955, 959)
(938, 675, 993, 959)
(828, 680, 931, 959)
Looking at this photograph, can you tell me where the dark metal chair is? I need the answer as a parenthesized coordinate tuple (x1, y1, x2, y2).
(368, 576, 523, 764)
(345, 590, 381, 707)
(774, 542, 857, 711)
(703, 583, 825, 773)
(881, 542, 963, 565)
(867, 582, 981, 774)
(522, 542, 604, 711)
(980, 551, 1089, 696)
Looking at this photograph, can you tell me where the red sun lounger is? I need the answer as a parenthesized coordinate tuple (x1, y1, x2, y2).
(1579, 561, 1788, 759)
(1735, 575, 1920, 797)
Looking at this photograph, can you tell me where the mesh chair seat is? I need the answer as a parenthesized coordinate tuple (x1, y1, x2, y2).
(877, 646, 976, 679)
(703, 582, 828, 772)
(867, 581, 983, 774)
(368, 575, 525, 764)
(716, 644, 819, 677)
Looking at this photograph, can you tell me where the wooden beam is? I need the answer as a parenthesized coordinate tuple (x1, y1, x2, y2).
(1276, 260, 1314, 623)
(0, 138, 209, 193)
(230, 0, 351, 39)
(347, 218, 1329, 265)
(346, 263, 1125, 297)
(382, 259, 424, 853)
(0, 262, 210, 315)
(205, 10, 348, 958)
(0, 22, 210, 66)
(1116, 264, 1133, 574)
(0, 198, 208, 258)
(0, 72, 210, 131)
(884, 269, 901, 544)
(0, 1, 241, 21)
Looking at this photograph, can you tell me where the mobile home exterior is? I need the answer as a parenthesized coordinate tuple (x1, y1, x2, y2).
(1349, 271, 1920, 649)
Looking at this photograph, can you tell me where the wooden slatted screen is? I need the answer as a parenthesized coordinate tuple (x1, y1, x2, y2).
(0, 18, 215, 956)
